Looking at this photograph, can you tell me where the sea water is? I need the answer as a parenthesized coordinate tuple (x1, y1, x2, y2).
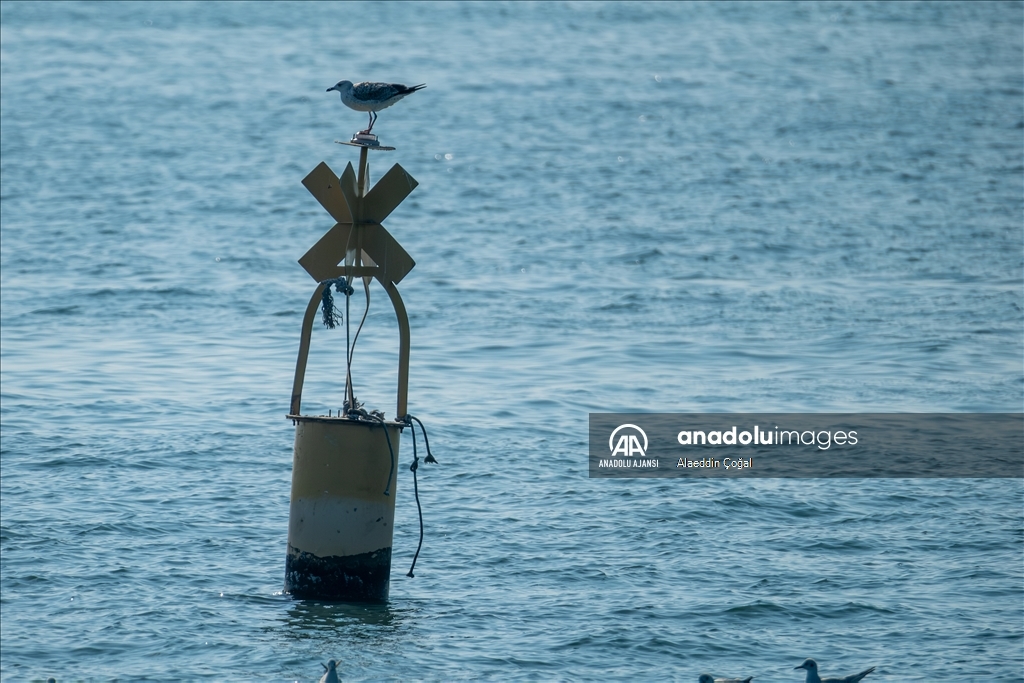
(1, 2, 1022, 680)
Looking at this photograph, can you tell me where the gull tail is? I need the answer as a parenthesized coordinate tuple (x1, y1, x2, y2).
(850, 667, 875, 682)
(402, 83, 426, 94)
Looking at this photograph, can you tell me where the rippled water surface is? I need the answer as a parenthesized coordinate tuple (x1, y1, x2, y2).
(2, 2, 1022, 681)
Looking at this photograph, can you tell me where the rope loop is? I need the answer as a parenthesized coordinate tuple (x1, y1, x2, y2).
(403, 414, 438, 578)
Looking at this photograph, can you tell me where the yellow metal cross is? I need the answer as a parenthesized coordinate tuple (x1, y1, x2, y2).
(299, 151, 417, 284)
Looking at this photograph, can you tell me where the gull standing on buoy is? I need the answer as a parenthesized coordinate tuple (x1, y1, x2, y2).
(795, 658, 875, 683)
(327, 80, 426, 134)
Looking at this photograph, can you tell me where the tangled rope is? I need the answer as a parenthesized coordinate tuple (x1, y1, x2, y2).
(319, 277, 354, 329)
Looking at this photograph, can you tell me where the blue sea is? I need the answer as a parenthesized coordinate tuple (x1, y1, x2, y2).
(1, 1, 1022, 680)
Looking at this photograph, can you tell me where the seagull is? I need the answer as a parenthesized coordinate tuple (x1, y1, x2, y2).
(699, 674, 753, 683)
(795, 658, 875, 683)
(319, 659, 341, 683)
(326, 80, 426, 134)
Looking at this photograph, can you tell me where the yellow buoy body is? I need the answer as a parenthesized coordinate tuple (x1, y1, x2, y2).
(284, 416, 402, 601)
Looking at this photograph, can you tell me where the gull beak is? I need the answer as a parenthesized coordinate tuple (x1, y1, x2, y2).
(326, 86, 334, 92)
(795, 665, 806, 670)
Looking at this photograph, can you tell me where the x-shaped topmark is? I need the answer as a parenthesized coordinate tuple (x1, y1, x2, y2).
(299, 160, 418, 285)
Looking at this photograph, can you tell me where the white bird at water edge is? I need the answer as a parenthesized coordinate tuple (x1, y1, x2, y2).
(326, 80, 426, 133)
(319, 659, 341, 683)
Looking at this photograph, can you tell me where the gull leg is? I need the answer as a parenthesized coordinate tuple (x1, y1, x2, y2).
(367, 111, 377, 133)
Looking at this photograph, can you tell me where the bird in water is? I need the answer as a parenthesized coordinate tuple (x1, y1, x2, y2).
(319, 659, 341, 683)
(326, 80, 426, 134)
(795, 658, 875, 683)
(699, 674, 753, 683)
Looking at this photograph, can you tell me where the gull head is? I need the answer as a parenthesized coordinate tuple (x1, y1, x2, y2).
(698, 675, 715, 683)
(326, 80, 353, 94)
(795, 659, 818, 672)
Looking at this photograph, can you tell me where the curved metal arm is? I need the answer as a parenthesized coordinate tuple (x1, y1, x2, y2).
(378, 276, 410, 419)
(289, 283, 327, 416)
(289, 278, 410, 419)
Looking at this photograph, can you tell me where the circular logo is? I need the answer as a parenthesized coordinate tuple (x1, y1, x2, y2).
(609, 424, 648, 457)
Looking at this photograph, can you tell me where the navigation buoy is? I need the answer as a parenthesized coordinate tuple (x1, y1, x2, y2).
(284, 140, 417, 601)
